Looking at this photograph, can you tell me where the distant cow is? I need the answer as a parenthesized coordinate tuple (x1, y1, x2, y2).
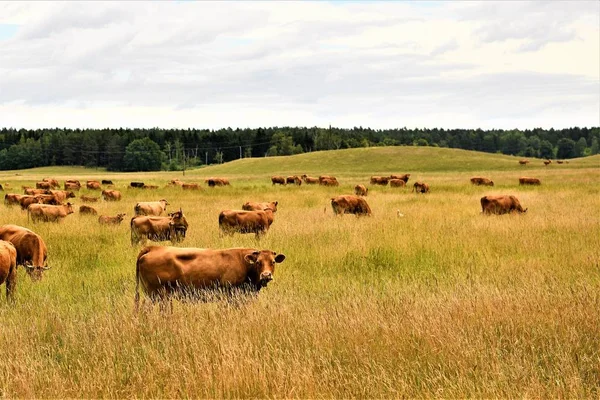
(242, 201, 278, 212)
(102, 189, 122, 201)
(319, 178, 339, 187)
(354, 185, 368, 196)
(130, 182, 145, 188)
(370, 176, 389, 185)
(390, 174, 410, 183)
(301, 175, 319, 185)
(28, 203, 74, 223)
(36, 181, 52, 190)
(25, 188, 51, 196)
(99, 213, 126, 225)
(182, 183, 200, 190)
(130, 209, 188, 246)
(20, 194, 59, 210)
(134, 199, 169, 216)
(519, 160, 530, 165)
(64, 182, 81, 191)
(286, 176, 302, 185)
(81, 195, 99, 203)
(218, 209, 275, 239)
(50, 190, 75, 203)
(271, 176, 286, 185)
(79, 205, 98, 215)
(142, 185, 158, 190)
(557, 160, 564, 164)
(168, 179, 184, 187)
(470, 177, 494, 186)
(412, 182, 430, 194)
(481, 195, 527, 215)
(0, 225, 50, 281)
(4, 194, 25, 207)
(0, 240, 17, 301)
(206, 178, 230, 187)
(42, 178, 60, 189)
(519, 177, 541, 185)
(389, 179, 406, 188)
(543, 159, 552, 166)
(331, 195, 372, 217)
(135, 246, 286, 307)
(87, 181, 101, 190)
(101, 180, 114, 185)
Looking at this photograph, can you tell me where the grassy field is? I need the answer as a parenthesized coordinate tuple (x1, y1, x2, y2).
(0, 147, 598, 398)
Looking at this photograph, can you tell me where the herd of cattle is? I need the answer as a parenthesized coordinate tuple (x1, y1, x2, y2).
(0, 170, 541, 305)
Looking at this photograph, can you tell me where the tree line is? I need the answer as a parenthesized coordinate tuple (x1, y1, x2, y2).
(0, 126, 597, 171)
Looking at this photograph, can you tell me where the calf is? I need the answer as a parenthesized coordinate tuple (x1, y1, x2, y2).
(79, 205, 98, 215)
(99, 213, 127, 225)
(28, 203, 74, 223)
(354, 185, 368, 196)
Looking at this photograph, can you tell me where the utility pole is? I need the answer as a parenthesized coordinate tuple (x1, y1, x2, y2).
(239, 146, 242, 159)
(182, 151, 186, 176)
(205, 151, 208, 166)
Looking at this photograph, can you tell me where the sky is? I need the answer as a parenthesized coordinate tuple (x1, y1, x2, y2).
(0, 1, 598, 130)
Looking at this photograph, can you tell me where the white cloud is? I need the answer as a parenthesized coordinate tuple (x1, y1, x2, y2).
(0, 1, 598, 129)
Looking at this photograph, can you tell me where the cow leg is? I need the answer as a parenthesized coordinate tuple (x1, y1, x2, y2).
(5, 263, 16, 303)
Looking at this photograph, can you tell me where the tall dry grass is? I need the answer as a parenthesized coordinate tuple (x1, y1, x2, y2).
(0, 153, 598, 397)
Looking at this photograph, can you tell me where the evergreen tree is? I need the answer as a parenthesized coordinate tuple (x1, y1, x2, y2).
(124, 138, 164, 171)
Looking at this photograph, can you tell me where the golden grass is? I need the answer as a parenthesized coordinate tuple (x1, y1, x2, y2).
(0, 149, 598, 398)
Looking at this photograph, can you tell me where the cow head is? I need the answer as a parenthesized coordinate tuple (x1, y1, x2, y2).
(244, 250, 286, 288)
(168, 208, 188, 242)
(65, 202, 74, 214)
(116, 213, 126, 222)
(269, 201, 278, 212)
(160, 199, 169, 207)
(67, 191, 76, 199)
(24, 263, 51, 281)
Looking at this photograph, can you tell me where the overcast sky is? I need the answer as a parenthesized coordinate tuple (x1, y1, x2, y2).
(0, 1, 598, 130)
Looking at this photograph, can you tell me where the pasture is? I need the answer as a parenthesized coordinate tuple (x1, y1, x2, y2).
(0, 147, 598, 398)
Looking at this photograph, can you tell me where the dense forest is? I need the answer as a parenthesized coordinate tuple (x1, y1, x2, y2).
(0, 126, 598, 171)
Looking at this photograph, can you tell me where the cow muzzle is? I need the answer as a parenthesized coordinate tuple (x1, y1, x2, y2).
(259, 272, 273, 285)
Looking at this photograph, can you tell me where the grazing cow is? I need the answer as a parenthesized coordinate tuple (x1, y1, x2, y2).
(101, 180, 114, 185)
(481, 195, 527, 215)
(218, 209, 275, 239)
(64, 182, 81, 191)
(354, 185, 368, 196)
(301, 175, 319, 185)
(28, 203, 74, 223)
(131, 209, 188, 246)
(18, 195, 42, 210)
(0, 224, 50, 281)
(20, 194, 59, 210)
(99, 213, 126, 225)
(130, 182, 145, 188)
(470, 177, 494, 186)
(142, 185, 158, 190)
(206, 178, 230, 187)
(331, 195, 372, 217)
(286, 176, 302, 185)
(319, 178, 339, 186)
(168, 179, 184, 187)
(182, 183, 200, 190)
(519, 160, 530, 165)
(79, 205, 98, 215)
(519, 177, 541, 185)
(102, 189, 122, 201)
(390, 174, 410, 183)
(242, 201, 278, 212)
(50, 190, 75, 203)
(370, 176, 389, 185)
(390, 179, 406, 188)
(0, 240, 17, 301)
(319, 175, 337, 182)
(87, 180, 101, 190)
(81, 195, 99, 203)
(4, 194, 25, 207)
(543, 159, 552, 166)
(271, 176, 286, 185)
(36, 181, 52, 190)
(134, 199, 169, 216)
(42, 178, 60, 189)
(557, 160, 564, 164)
(135, 246, 286, 307)
(412, 182, 430, 193)
(25, 188, 51, 196)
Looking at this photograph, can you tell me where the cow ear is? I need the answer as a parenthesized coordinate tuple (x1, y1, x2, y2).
(274, 201, 278, 206)
(244, 251, 260, 265)
(274, 254, 286, 263)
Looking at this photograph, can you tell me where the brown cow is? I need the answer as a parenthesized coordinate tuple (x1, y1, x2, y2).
(102, 189, 122, 201)
(4, 194, 25, 206)
(286, 176, 302, 185)
(168, 179, 184, 187)
(25, 188, 51, 196)
(543, 159, 552, 166)
(131, 209, 188, 246)
(354, 185, 368, 196)
(36, 181, 52, 190)
(28, 203, 74, 223)
(301, 175, 319, 184)
(519, 177, 541, 185)
(87, 181, 101, 190)
(481, 195, 527, 215)
(64, 182, 81, 191)
(319, 175, 337, 182)
(390, 174, 410, 183)
(130, 182, 145, 188)
(99, 213, 127, 225)
(320, 178, 339, 186)
(42, 178, 60, 189)
(135, 246, 286, 307)
(101, 180, 114, 185)
(370, 176, 389, 185)
(331, 195, 372, 216)
(470, 177, 494, 186)
(242, 201, 278, 212)
(142, 185, 159, 190)
(389, 179, 406, 188)
(81, 195, 99, 203)
(79, 205, 98, 215)
(0, 225, 50, 281)
(412, 182, 430, 193)
(557, 160, 564, 164)
(134, 199, 169, 216)
(206, 178, 230, 187)
(519, 160, 530, 165)
(218, 209, 275, 239)
(0, 240, 17, 301)
(20, 194, 59, 210)
(50, 190, 75, 203)
(182, 183, 201, 190)
(271, 176, 286, 185)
